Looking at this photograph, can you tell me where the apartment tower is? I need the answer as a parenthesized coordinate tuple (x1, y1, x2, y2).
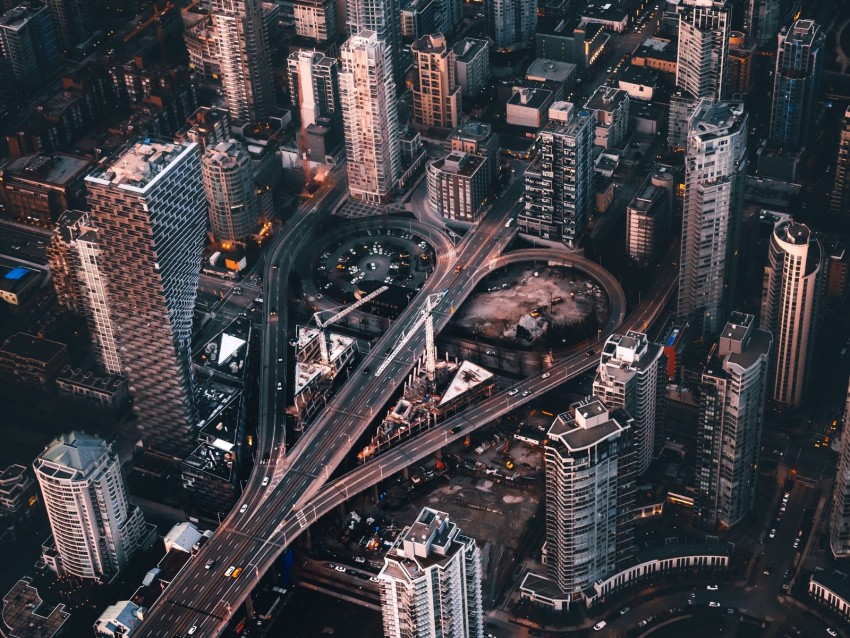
(0, 1, 60, 88)
(46, 0, 92, 50)
(695, 313, 771, 529)
(832, 107, 850, 216)
(339, 30, 401, 204)
(85, 141, 207, 455)
(201, 139, 260, 244)
(678, 100, 748, 338)
(830, 377, 850, 558)
(346, 0, 403, 82)
(486, 0, 537, 50)
(378, 507, 483, 638)
(760, 220, 822, 409)
(34, 432, 147, 582)
(411, 33, 461, 131)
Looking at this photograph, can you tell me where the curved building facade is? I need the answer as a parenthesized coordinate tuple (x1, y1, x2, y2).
(202, 139, 260, 243)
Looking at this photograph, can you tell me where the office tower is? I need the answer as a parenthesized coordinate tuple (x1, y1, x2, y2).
(727, 32, 756, 96)
(452, 38, 489, 98)
(202, 139, 260, 244)
(378, 507, 483, 638)
(760, 220, 823, 409)
(584, 85, 629, 149)
(411, 34, 461, 131)
(544, 397, 635, 598)
(830, 377, 850, 558)
(85, 141, 206, 455)
(0, 1, 60, 89)
(346, 0, 403, 82)
(593, 331, 666, 476)
(669, 1, 729, 146)
(34, 432, 147, 582)
(48, 210, 121, 374)
(446, 120, 499, 185)
(695, 312, 771, 529)
(832, 107, 850, 216)
(339, 30, 401, 204)
(626, 166, 674, 266)
(678, 100, 748, 338)
(519, 108, 594, 248)
(210, 0, 275, 124)
(46, 0, 91, 49)
(769, 20, 825, 151)
(293, 0, 338, 42)
(745, 0, 781, 47)
(486, 0, 537, 50)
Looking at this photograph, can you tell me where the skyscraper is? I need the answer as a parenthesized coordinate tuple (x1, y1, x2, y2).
(378, 507, 483, 638)
(544, 396, 635, 599)
(626, 165, 674, 266)
(34, 432, 147, 582)
(593, 331, 666, 476)
(85, 140, 207, 455)
(293, 0, 338, 42)
(769, 20, 824, 151)
(210, 0, 275, 123)
(0, 1, 60, 89)
(832, 107, 850, 216)
(346, 0, 403, 82)
(48, 210, 122, 374)
(486, 0, 537, 50)
(744, 0, 781, 47)
(45, 0, 91, 50)
(695, 312, 771, 529)
(519, 108, 594, 248)
(287, 50, 340, 129)
(411, 33, 461, 131)
(339, 30, 401, 204)
(830, 377, 850, 558)
(668, 1, 729, 146)
(760, 220, 822, 409)
(202, 139, 261, 244)
(678, 100, 748, 338)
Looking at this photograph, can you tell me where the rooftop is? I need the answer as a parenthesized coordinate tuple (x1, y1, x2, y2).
(548, 396, 630, 452)
(439, 360, 494, 406)
(619, 65, 659, 86)
(1, 577, 69, 638)
(194, 316, 251, 383)
(453, 37, 488, 62)
(508, 87, 554, 111)
(585, 85, 628, 112)
(449, 120, 494, 143)
(526, 58, 576, 84)
(431, 151, 486, 178)
(3, 153, 92, 186)
(811, 569, 850, 603)
(0, 2, 46, 30)
(85, 140, 196, 192)
(37, 431, 108, 478)
(94, 600, 144, 636)
(195, 383, 242, 448)
(0, 333, 65, 364)
(412, 33, 449, 55)
(690, 100, 746, 140)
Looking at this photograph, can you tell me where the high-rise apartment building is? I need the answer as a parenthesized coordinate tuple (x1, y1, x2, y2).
(584, 85, 629, 149)
(288, 50, 339, 128)
(339, 30, 401, 204)
(411, 34, 461, 131)
(346, 0, 403, 82)
(446, 120, 499, 185)
(832, 107, 850, 216)
(48, 210, 122, 374)
(695, 312, 771, 529)
(744, 0, 781, 47)
(202, 139, 260, 244)
(34, 432, 147, 582)
(678, 100, 748, 338)
(668, 1, 729, 146)
(626, 165, 674, 266)
(0, 1, 60, 89)
(519, 108, 594, 248)
(486, 0, 537, 50)
(760, 220, 822, 409)
(378, 507, 483, 638)
(727, 31, 757, 96)
(452, 38, 489, 98)
(769, 20, 824, 151)
(426, 151, 489, 221)
(544, 396, 635, 599)
(293, 0, 338, 42)
(46, 0, 91, 50)
(593, 331, 666, 476)
(830, 377, 850, 558)
(85, 141, 207, 456)
(210, 0, 275, 123)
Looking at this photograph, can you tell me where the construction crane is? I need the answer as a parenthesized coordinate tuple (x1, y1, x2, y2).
(311, 286, 388, 365)
(375, 292, 445, 389)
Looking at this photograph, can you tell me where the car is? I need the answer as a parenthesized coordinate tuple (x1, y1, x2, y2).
(269, 309, 277, 317)
(688, 592, 696, 598)
(727, 608, 735, 615)
(793, 539, 800, 549)
(769, 528, 776, 538)
(370, 576, 380, 583)
(638, 620, 648, 628)
(276, 382, 282, 390)
(763, 566, 772, 575)
(262, 453, 270, 464)
(585, 349, 595, 357)
(780, 504, 786, 512)
(451, 426, 463, 434)
(827, 629, 838, 637)
(205, 560, 215, 570)
(593, 621, 607, 631)
(784, 491, 790, 499)
(521, 390, 531, 397)
(706, 584, 718, 591)
(619, 606, 630, 615)
(239, 504, 248, 514)
(224, 566, 236, 577)
(508, 389, 519, 396)
(188, 626, 198, 635)
(454, 265, 464, 273)
(335, 566, 346, 573)
(362, 367, 371, 375)
(231, 567, 243, 578)
(262, 477, 270, 487)
(485, 350, 496, 355)
(709, 602, 720, 608)
(355, 557, 366, 563)
(542, 372, 551, 379)
(783, 569, 790, 579)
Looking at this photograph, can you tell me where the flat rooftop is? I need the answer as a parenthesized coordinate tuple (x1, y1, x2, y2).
(1, 333, 66, 364)
(453, 37, 487, 63)
(4, 153, 92, 186)
(526, 58, 576, 84)
(1, 578, 69, 638)
(508, 87, 554, 110)
(85, 140, 196, 192)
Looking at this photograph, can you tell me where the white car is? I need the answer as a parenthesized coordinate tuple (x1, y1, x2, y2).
(593, 621, 607, 631)
(239, 504, 248, 514)
(542, 372, 551, 379)
(188, 626, 198, 635)
(262, 477, 270, 487)
(508, 389, 519, 396)
(709, 601, 720, 608)
(706, 584, 718, 591)
(827, 629, 838, 636)
(769, 528, 776, 538)
(521, 390, 531, 397)
(224, 566, 235, 577)
(335, 566, 346, 573)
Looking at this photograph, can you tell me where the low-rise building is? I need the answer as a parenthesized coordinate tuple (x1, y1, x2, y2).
(0, 333, 68, 388)
(0, 463, 37, 524)
(535, 18, 607, 67)
(631, 37, 677, 74)
(445, 121, 500, 185)
(0, 264, 42, 305)
(1, 578, 68, 638)
(809, 570, 850, 622)
(426, 151, 490, 222)
(94, 600, 145, 637)
(618, 66, 659, 101)
(55, 367, 129, 409)
(506, 87, 554, 128)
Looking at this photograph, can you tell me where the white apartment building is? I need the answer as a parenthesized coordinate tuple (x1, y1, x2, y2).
(293, 0, 337, 41)
(34, 432, 147, 582)
(345, 0, 403, 80)
(339, 30, 401, 204)
(760, 220, 822, 408)
(202, 139, 260, 244)
(378, 507, 483, 638)
(678, 100, 747, 338)
(411, 33, 461, 131)
(426, 151, 489, 221)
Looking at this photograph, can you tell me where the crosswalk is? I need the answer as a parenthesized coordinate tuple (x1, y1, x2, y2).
(442, 249, 456, 260)
(295, 509, 309, 528)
